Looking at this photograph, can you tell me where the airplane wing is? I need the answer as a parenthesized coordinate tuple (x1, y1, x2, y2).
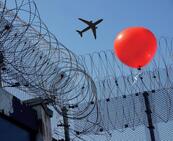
(78, 18, 91, 25)
(91, 27, 97, 39)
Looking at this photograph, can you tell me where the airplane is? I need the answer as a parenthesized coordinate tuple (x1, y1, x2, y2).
(76, 18, 103, 39)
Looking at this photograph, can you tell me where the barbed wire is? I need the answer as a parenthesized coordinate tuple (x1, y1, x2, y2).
(69, 36, 173, 140)
(52, 36, 173, 140)
(0, 0, 98, 131)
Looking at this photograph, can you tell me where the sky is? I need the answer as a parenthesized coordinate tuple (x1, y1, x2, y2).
(4, 0, 173, 140)
(34, 0, 173, 56)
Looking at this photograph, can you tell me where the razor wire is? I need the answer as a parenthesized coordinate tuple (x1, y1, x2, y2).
(53, 37, 173, 140)
(0, 0, 98, 126)
(67, 36, 173, 139)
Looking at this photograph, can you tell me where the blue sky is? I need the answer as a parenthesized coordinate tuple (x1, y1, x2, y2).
(34, 0, 173, 55)
(32, 0, 173, 140)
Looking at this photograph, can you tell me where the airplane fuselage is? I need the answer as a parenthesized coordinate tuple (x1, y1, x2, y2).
(81, 19, 103, 33)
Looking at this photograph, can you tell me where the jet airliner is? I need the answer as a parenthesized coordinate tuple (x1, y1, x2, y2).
(76, 18, 103, 39)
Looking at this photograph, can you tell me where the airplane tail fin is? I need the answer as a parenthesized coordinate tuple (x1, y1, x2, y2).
(76, 30, 83, 37)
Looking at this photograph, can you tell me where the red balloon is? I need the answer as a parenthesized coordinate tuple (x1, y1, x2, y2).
(114, 27, 157, 68)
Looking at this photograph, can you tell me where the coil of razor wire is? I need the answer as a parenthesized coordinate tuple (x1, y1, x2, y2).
(0, 0, 98, 124)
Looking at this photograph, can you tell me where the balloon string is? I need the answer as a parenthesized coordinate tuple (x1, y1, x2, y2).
(131, 71, 143, 86)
